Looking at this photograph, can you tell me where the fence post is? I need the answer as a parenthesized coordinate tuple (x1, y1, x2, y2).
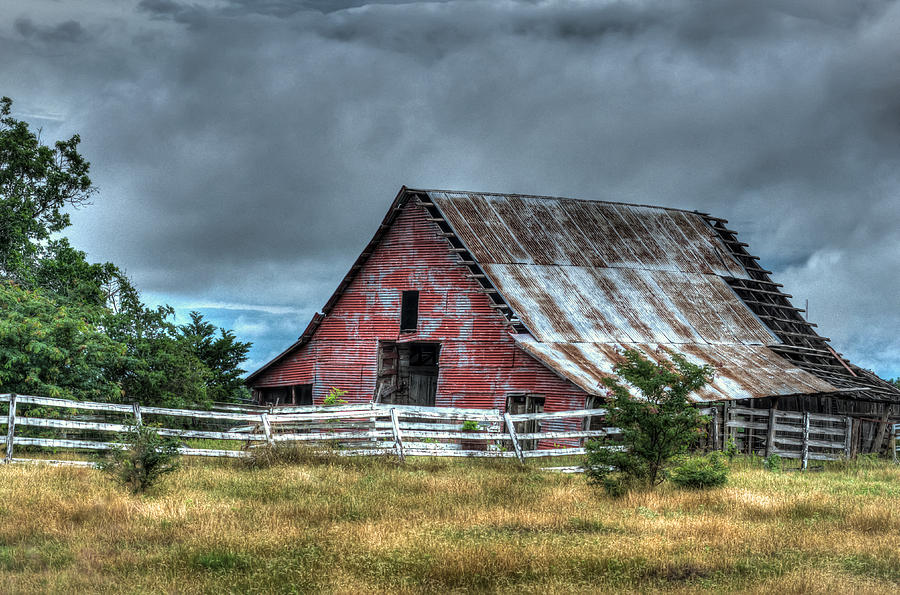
(801, 411, 810, 471)
(843, 416, 852, 459)
(4, 393, 16, 463)
(260, 413, 274, 446)
(503, 412, 525, 463)
(710, 406, 719, 451)
(389, 408, 404, 463)
(132, 402, 142, 426)
(765, 408, 776, 458)
(892, 424, 897, 464)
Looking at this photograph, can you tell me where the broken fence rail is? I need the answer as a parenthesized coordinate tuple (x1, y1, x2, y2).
(0, 393, 613, 466)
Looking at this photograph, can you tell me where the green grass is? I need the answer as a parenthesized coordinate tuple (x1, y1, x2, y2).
(0, 456, 897, 593)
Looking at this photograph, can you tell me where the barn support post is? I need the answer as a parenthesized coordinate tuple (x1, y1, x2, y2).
(503, 412, 525, 463)
(893, 425, 898, 464)
(801, 411, 810, 471)
(260, 413, 274, 446)
(765, 407, 777, 458)
(4, 393, 16, 463)
(747, 400, 755, 455)
(850, 418, 860, 459)
(872, 405, 895, 456)
(389, 408, 405, 462)
(132, 402, 142, 426)
(843, 416, 853, 459)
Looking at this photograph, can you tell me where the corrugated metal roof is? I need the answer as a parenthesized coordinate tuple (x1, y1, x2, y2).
(426, 190, 840, 401)
(429, 191, 750, 277)
(515, 338, 838, 402)
(481, 264, 777, 345)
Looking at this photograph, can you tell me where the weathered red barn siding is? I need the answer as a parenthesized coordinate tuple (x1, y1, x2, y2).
(252, 202, 588, 414)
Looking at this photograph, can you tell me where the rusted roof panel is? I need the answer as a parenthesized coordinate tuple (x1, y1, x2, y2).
(482, 264, 777, 345)
(514, 338, 838, 402)
(429, 191, 750, 277)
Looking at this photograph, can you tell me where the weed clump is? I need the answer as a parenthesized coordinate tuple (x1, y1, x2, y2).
(98, 424, 180, 494)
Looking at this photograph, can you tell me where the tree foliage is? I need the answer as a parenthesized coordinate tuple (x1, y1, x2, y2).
(0, 96, 94, 282)
(0, 281, 123, 400)
(179, 311, 251, 403)
(585, 348, 713, 495)
(0, 95, 252, 407)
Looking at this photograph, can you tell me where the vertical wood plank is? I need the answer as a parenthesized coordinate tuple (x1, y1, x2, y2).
(4, 393, 16, 463)
(843, 416, 852, 459)
(132, 402, 142, 426)
(260, 413, 274, 445)
(710, 406, 719, 451)
(801, 411, 810, 471)
(503, 412, 525, 463)
(390, 408, 405, 462)
(765, 407, 776, 458)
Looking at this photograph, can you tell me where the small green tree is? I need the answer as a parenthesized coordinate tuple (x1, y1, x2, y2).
(585, 349, 713, 494)
(98, 424, 181, 494)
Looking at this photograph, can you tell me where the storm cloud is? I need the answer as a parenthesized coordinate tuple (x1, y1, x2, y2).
(2, 0, 899, 376)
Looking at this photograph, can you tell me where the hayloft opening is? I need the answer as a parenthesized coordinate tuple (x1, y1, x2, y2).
(400, 290, 419, 332)
(375, 341, 440, 406)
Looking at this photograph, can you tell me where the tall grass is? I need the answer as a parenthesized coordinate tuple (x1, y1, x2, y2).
(0, 456, 897, 593)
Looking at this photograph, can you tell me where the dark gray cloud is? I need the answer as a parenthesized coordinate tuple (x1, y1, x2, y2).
(14, 17, 89, 43)
(2, 0, 899, 376)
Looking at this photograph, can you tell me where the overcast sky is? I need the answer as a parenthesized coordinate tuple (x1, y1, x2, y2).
(2, 0, 899, 379)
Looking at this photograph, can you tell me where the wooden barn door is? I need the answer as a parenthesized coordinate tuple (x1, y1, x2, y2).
(374, 341, 398, 403)
(506, 393, 545, 451)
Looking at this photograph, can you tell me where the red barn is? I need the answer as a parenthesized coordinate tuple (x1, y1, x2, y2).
(246, 187, 899, 446)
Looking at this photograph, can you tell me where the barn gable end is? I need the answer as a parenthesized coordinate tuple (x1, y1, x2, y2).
(247, 189, 586, 412)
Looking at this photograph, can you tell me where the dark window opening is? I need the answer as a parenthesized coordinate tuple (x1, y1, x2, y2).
(375, 341, 439, 407)
(257, 384, 312, 406)
(400, 290, 419, 332)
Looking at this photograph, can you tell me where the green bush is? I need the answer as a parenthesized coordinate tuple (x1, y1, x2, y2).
(585, 348, 713, 495)
(460, 420, 480, 432)
(98, 424, 181, 493)
(763, 453, 782, 472)
(670, 452, 729, 489)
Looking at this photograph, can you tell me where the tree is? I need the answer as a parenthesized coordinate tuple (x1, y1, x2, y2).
(0, 95, 252, 409)
(178, 311, 251, 403)
(585, 348, 713, 495)
(0, 280, 124, 401)
(0, 96, 94, 282)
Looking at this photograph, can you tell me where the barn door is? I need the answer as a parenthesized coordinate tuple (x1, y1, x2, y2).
(506, 394, 545, 451)
(374, 341, 398, 403)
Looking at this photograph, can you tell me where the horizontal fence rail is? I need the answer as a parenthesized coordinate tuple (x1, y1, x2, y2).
(724, 406, 853, 469)
(0, 393, 612, 466)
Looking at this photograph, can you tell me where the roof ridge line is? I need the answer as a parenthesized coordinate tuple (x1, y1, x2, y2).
(411, 187, 718, 219)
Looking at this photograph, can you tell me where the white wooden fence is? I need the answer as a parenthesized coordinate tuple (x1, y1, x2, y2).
(0, 393, 612, 467)
(722, 406, 853, 469)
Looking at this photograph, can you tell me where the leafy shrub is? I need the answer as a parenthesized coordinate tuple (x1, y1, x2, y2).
(585, 348, 713, 495)
(460, 420, 480, 432)
(98, 424, 180, 493)
(670, 453, 729, 489)
(724, 436, 738, 461)
(323, 386, 348, 406)
(763, 453, 782, 472)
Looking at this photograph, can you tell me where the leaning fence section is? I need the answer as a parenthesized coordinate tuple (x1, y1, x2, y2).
(1, 393, 613, 466)
(722, 406, 852, 469)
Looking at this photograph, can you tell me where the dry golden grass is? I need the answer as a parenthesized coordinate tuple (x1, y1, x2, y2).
(0, 456, 898, 593)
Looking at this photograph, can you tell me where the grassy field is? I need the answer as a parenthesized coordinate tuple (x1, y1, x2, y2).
(0, 455, 898, 594)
